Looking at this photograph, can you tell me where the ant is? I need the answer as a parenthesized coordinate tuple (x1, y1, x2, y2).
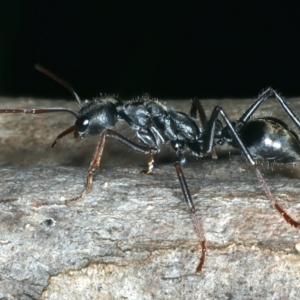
(0, 65, 300, 272)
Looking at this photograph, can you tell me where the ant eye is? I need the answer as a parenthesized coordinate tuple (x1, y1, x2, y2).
(75, 116, 89, 132)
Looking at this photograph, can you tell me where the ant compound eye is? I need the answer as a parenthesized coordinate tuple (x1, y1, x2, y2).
(75, 116, 90, 132)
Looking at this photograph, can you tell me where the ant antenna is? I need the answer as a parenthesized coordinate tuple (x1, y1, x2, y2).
(35, 64, 82, 107)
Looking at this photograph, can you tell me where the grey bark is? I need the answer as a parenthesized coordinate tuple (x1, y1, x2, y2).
(1, 96, 300, 300)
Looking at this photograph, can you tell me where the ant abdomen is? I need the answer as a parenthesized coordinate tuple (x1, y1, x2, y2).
(237, 117, 300, 163)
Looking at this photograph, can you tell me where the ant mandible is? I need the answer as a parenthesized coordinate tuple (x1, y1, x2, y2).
(0, 65, 300, 272)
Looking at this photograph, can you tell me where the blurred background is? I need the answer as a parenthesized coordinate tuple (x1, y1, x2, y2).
(1, 0, 300, 100)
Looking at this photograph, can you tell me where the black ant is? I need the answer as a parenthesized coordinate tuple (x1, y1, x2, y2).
(114, 87, 300, 270)
(1, 65, 300, 272)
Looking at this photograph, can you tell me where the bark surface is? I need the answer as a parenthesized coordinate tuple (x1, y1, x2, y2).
(1, 96, 300, 300)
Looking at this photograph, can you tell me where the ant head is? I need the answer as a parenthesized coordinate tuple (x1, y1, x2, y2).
(74, 99, 119, 138)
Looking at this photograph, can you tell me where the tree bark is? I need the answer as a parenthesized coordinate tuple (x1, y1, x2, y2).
(1, 96, 300, 300)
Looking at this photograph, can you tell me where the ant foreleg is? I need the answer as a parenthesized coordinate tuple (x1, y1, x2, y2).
(68, 129, 158, 203)
(174, 162, 206, 272)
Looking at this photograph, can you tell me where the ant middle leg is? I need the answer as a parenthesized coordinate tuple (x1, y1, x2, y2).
(174, 161, 206, 272)
(171, 139, 206, 271)
(136, 128, 162, 174)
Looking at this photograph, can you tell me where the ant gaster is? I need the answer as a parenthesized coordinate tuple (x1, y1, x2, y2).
(1, 65, 300, 272)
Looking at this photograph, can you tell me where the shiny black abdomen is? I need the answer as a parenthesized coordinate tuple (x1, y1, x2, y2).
(238, 117, 300, 163)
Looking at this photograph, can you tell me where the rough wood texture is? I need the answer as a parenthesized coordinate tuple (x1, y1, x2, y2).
(1, 96, 300, 300)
